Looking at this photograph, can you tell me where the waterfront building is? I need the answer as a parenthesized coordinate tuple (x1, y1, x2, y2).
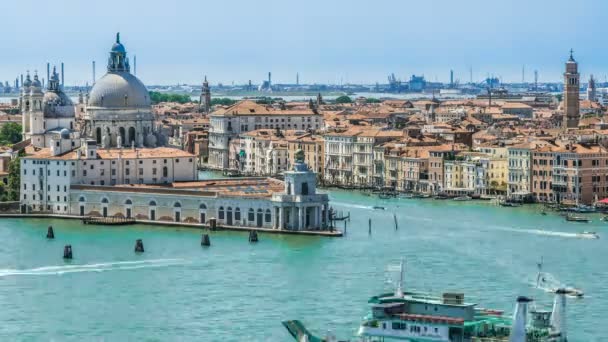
(563, 50, 580, 129)
(69, 150, 329, 231)
(531, 142, 608, 205)
(208, 100, 323, 169)
(444, 156, 486, 195)
(82, 33, 161, 148)
(21, 69, 76, 148)
(20, 139, 196, 214)
(352, 129, 402, 186)
(324, 128, 356, 186)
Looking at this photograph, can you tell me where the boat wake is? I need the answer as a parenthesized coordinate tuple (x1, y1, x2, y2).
(488, 225, 585, 239)
(0, 258, 187, 277)
(330, 201, 374, 210)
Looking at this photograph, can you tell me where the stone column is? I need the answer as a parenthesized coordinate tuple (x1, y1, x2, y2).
(298, 206, 304, 230)
(278, 207, 283, 230)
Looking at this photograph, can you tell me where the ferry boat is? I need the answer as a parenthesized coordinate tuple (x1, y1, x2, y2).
(283, 260, 569, 342)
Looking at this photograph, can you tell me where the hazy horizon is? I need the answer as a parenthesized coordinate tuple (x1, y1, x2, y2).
(2, 0, 607, 86)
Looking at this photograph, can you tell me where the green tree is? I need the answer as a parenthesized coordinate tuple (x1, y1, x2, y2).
(0, 123, 22, 145)
(210, 98, 238, 106)
(366, 98, 381, 103)
(148, 91, 192, 104)
(335, 95, 352, 104)
(7, 157, 20, 201)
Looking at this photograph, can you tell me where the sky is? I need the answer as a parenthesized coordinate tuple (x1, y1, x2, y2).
(1, 0, 607, 86)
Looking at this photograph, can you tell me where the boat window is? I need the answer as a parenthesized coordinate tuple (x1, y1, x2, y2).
(392, 322, 406, 330)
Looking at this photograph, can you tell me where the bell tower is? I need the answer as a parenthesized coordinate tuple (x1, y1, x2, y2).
(200, 75, 211, 113)
(563, 49, 580, 129)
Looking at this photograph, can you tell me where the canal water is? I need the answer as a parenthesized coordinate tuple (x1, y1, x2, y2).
(0, 188, 605, 341)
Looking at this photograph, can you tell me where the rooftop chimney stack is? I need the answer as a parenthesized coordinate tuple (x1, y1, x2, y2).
(61, 62, 64, 88)
(46, 63, 50, 85)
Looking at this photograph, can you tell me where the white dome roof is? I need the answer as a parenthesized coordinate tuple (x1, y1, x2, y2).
(88, 71, 150, 108)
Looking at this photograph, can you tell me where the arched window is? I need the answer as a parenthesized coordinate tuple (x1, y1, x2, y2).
(199, 203, 207, 210)
(235, 207, 241, 220)
(101, 198, 109, 204)
(174, 202, 181, 208)
(125, 199, 132, 205)
(149, 200, 157, 206)
(79, 196, 85, 202)
(163, 166, 168, 177)
(219, 206, 225, 220)
(248, 208, 255, 221)
(265, 209, 271, 222)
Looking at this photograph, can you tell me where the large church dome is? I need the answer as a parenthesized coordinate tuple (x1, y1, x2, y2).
(87, 32, 150, 109)
(88, 72, 150, 108)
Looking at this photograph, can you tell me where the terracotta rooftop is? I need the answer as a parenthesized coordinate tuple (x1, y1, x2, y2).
(25, 147, 195, 160)
(211, 100, 320, 116)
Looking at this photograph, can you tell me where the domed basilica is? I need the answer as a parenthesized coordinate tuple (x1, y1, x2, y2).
(83, 33, 162, 148)
(21, 67, 76, 148)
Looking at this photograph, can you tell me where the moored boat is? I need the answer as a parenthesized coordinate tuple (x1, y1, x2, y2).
(565, 214, 590, 223)
(453, 196, 472, 201)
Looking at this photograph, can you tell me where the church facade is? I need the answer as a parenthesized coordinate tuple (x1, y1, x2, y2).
(20, 68, 77, 148)
(82, 33, 161, 148)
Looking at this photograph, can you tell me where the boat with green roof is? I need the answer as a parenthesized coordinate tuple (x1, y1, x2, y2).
(283, 260, 568, 342)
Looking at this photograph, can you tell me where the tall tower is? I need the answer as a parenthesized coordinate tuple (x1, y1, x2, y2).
(563, 49, 580, 129)
(200, 75, 211, 113)
(587, 74, 596, 102)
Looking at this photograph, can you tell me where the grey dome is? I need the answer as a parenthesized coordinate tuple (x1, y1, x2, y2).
(87, 71, 150, 108)
(43, 90, 74, 118)
(60, 128, 70, 139)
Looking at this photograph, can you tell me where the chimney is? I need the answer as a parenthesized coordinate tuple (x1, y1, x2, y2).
(509, 296, 532, 342)
(550, 289, 568, 341)
(46, 63, 50, 84)
(61, 62, 64, 88)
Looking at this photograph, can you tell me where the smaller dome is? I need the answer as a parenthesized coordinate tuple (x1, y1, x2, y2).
(23, 75, 32, 87)
(112, 42, 126, 53)
(60, 128, 70, 139)
(111, 32, 126, 53)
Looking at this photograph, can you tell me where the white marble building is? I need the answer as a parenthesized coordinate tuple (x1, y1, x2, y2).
(21, 68, 77, 148)
(20, 137, 196, 214)
(82, 33, 161, 148)
(67, 150, 329, 230)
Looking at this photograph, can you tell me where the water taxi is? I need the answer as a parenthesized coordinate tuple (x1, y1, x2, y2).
(453, 196, 472, 202)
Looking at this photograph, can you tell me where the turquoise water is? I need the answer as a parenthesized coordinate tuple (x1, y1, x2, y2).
(0, 189, 606, 341)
